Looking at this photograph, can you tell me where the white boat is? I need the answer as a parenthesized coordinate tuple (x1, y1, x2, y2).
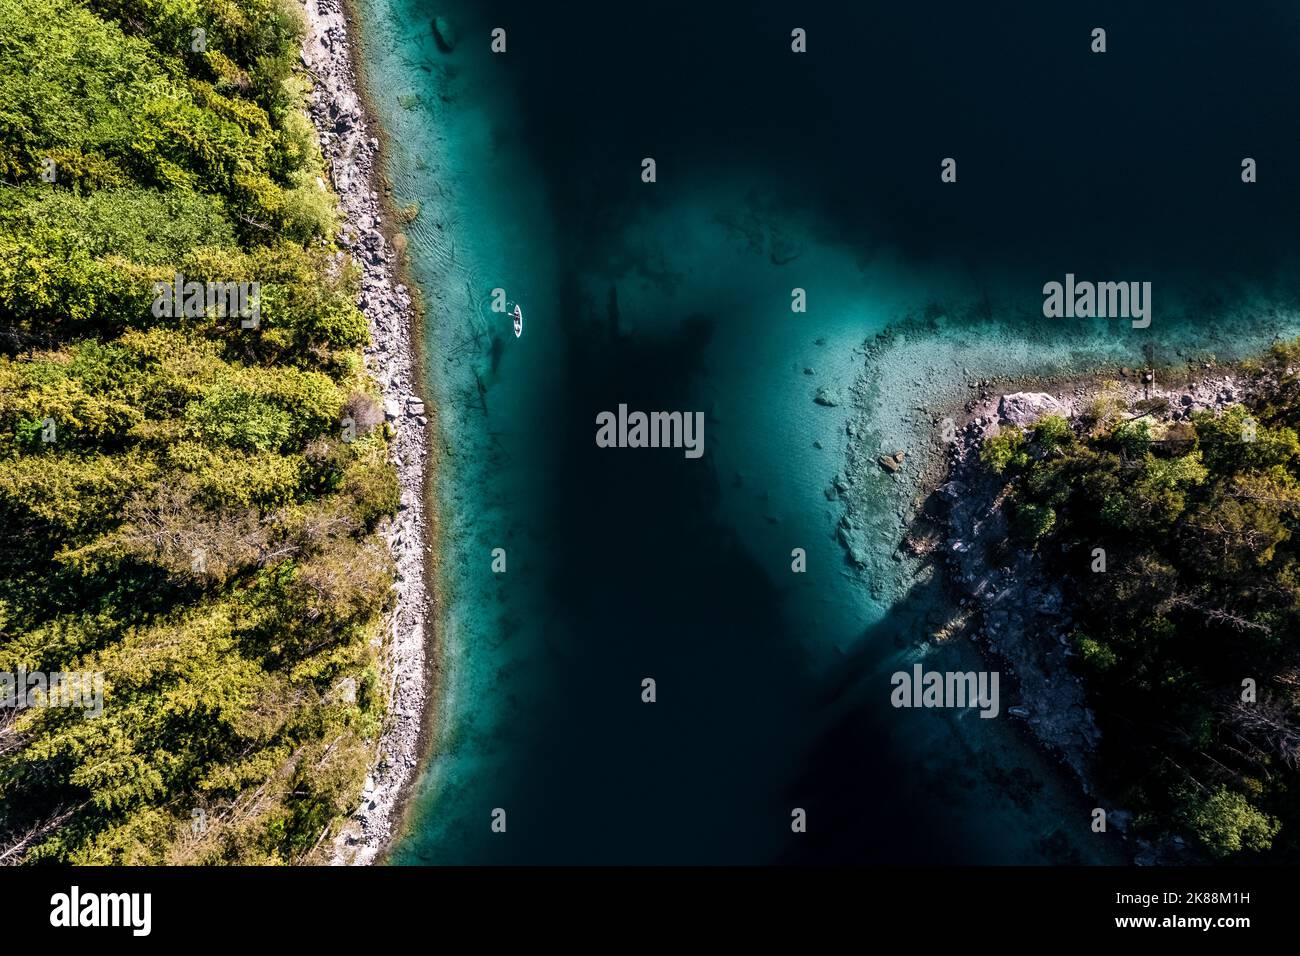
(512, 304, 523, 338)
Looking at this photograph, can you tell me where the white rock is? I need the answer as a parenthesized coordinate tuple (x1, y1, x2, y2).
(998, 392, 1065, 425)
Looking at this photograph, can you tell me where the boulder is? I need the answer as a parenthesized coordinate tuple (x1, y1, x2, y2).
(335, 677, 357, 705)
(998, 391, 1065, 425)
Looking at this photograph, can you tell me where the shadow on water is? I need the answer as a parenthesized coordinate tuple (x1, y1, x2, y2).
(777, 557, 1118, 865)
(477, 276, 813, 862)
(775, 462, 1131, 865)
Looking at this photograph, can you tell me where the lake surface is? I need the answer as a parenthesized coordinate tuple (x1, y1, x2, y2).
(355, 0, 1300, 863)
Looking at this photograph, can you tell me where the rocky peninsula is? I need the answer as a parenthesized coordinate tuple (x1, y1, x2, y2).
(830, 314, 1298, 863)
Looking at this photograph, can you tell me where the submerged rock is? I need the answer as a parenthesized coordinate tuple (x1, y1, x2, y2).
(814, 386, 840, 407)
(431, 15, 457, 52)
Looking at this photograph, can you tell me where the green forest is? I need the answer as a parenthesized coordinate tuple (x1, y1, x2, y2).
(982, 345, 1300, 861)
(0, 0, 398, 862)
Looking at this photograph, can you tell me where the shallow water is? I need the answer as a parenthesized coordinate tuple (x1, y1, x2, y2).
(356, 0, 1300, 863)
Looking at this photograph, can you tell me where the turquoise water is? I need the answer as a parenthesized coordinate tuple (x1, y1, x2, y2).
(355, 0, 1300, 863)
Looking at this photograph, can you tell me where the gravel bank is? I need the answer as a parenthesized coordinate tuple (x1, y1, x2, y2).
(301, 0, 433, 866)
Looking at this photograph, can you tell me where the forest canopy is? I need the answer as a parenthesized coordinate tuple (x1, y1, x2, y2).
(0, 0, 396, 863)
(982, 344, 1300, 861)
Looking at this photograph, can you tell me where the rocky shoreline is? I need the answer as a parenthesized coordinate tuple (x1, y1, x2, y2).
(301, 0, 433, 866)
(836, 327, 1261, 861)
(933, 369, 1259, 865)
(932, 362, 1251, 784)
